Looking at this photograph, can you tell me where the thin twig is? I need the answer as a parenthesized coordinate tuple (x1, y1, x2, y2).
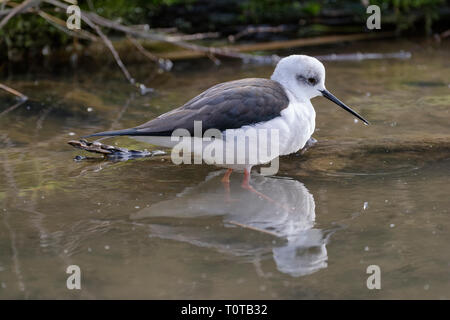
(0, 83, 28, 118)
(126, 35, 173, 71)
(0, 83, 28, 100)
(37, 10, 99, 41)
(5, 0, 98, 41)
(88, 10, 277, 63)
(0, 0, 37, 29)
(206, 52, 221, 66)
(81, 14, 135, 85)
(44, 0, 279, 64)
(228, 25, 289, 42)
(81, 14, 154, 93)
(0, 9, 13, 17)
(168, 31, 220, 41)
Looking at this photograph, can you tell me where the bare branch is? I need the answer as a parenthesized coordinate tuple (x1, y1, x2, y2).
(168, 31, 220, 41)
(44, 0, 279, 64)
(81, 14, 135, 85)
(316, 51, 412, 61)
(0, 0, 37, 29)
(0, 9, 13, 17)
(228, 25, 289, 42)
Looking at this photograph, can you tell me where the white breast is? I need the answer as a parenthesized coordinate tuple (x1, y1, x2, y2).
(214, 96, 315, 169)
(277, 98, 316, 155)
(238, 95, 316, 157)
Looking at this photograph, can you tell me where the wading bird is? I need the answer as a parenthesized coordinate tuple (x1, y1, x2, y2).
(84, 55, 368, 191)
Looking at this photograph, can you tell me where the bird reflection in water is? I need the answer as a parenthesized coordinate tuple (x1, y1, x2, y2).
(131, 171, 335, 277)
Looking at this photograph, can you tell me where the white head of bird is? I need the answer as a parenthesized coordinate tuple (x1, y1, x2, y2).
(271, 55, 369, 124)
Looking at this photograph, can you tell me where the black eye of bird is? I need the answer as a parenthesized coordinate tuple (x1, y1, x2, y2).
(307, 77, 316, 85)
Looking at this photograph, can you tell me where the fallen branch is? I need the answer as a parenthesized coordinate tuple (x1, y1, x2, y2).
(157, 32, 397, 61)
(68, 139, 127, 155)
(68, 139, 165, 160)
(223, 32, 397, 54)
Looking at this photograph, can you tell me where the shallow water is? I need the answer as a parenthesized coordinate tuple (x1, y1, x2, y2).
(0, 39, 449, 299)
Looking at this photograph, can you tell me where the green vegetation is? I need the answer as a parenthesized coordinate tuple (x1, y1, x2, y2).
(371, 0, 445, 34)
(0, 0, 448, 63)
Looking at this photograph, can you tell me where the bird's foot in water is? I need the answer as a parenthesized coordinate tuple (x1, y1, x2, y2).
(221, 169, 240, 203)
(300, 137, 318, 155)
(241, 169, 294, 212)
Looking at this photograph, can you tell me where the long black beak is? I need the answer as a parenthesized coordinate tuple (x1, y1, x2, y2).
(319, 89, 369, 125)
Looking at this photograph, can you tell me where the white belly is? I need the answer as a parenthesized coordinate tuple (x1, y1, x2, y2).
(132, 100, 316, 170)
(243, 99, 316, 157)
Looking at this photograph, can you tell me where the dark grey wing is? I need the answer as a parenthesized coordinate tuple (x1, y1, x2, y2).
(86, 78, 289, 137)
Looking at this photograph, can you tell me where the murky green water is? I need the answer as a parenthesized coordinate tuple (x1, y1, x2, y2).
(0, 39, 449, 299)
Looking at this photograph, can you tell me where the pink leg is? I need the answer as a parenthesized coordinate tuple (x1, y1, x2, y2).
(241, 169, 275, 203)
(221, 168, 233, 183)
(222, 169, 234, 202)
(241, 168, 293, 211)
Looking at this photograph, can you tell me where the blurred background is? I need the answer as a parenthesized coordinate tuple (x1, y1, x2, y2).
(1, 0, 449, 69)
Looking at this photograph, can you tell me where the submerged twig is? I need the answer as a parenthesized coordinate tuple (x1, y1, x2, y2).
(0, 99, 27, 118)
(0, 83, 28, 100)
(0, 83, 28, 118)
(68, 139, 165, 160)
(227, 220, 279, 237)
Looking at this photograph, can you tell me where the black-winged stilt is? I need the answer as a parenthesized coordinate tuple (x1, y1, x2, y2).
(84, 55, 369, 187)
